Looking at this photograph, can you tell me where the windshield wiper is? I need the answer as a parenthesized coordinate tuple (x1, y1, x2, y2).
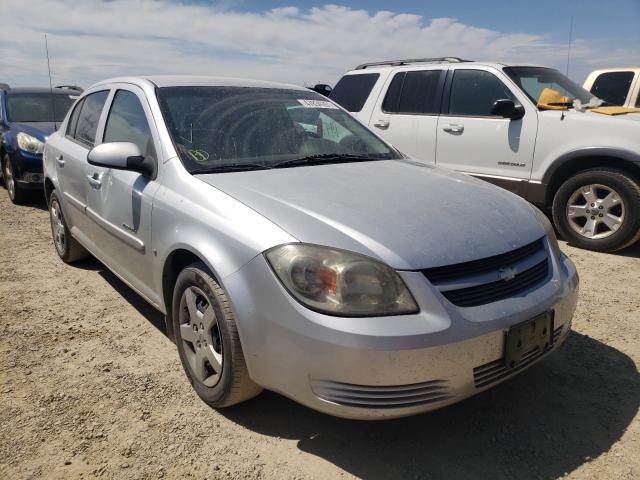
(190, 163, 272, 174)
(272, 153, 378, 169)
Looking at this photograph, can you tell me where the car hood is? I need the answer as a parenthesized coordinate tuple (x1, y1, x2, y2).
(11, 122, 57, 140)
(572, 110, 640, 123)
(198, 160, 545, 269)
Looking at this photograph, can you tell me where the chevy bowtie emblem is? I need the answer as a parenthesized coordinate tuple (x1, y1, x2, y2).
(498, 267, 518, 281)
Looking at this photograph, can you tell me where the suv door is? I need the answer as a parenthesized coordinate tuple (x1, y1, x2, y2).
(85, 86, 161, 305)
(370, 69, 445, 162)
(54, 90, 109, 237)
(436, 68, 537, 189)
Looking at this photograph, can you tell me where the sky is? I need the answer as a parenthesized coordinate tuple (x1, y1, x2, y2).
(0, 0, 638, 89)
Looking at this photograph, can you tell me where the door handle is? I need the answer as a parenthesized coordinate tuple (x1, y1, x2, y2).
(55, 155, 65, 167)
(87, 173, 102, 189)
(373, 119, 390, 129)
(442, 124, 464, 134)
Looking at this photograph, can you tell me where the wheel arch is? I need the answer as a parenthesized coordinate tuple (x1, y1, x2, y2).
(44, 177, 55, 204)
(542, 148, 640, 205)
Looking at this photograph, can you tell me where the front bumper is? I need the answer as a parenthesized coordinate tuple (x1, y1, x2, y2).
(5, 149, 44, 189)
(223, 244, 579, 420)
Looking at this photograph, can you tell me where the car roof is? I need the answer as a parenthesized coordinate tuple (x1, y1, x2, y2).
(3, 87, 80, 95)
(90, 75, 308, 92)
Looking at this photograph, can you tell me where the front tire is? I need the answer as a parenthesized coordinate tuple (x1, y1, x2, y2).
(3, 154, 31, 205)
(48, 190, 89, 263)
(552, 169, 640, 252)
(172, 262, 262, 408)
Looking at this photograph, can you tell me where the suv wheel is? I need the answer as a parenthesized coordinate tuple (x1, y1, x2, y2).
(48, 190, 89, 263)
(553, 169, 640, 252)
(172, 262, 262, 408)
(3, 154, 30, 205)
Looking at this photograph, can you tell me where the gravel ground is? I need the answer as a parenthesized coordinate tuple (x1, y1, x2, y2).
(0, 189, 638, 480)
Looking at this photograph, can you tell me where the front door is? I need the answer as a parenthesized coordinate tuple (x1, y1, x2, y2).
(436, 68, 537, 187)
(84, 86, 161, 305)
(369, 69, 444, 163)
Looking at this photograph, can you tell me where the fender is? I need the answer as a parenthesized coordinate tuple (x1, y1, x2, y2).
(529, 147, 640, 205)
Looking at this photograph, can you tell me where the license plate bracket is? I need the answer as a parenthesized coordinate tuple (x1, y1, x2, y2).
(505, 312, 553, 369)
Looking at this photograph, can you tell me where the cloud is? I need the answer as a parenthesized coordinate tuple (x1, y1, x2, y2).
(0, 0, 636, 88)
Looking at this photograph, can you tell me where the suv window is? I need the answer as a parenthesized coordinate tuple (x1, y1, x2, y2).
(330, 74, 379, 112)
(66, 98, 85, 137)
(74, 91, 109, 147)
(449, 70, 515, 117)
(590, 71, 634, 106)
(382, 70, 442, 114)
(104, 90, 156, 158)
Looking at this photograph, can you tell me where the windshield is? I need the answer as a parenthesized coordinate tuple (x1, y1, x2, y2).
(156, 86, 400, 173)
(504, 67, 596, 106)
(6, 93, 76, 123)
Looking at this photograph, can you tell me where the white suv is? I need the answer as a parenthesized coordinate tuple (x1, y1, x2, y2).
(331, 58, 640, 252)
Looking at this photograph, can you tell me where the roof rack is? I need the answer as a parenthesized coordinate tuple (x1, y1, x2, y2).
(55, 85, 84, 92)
(355, 57, 471, 70)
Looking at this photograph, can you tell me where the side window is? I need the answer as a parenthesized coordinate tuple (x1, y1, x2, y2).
(329, 73, 380, 112)
(65, 98, 84, 138)
(590, 72, 634, 106)
(74, 91, 109, 146)
(449, 70, 516, 117)
(103, 90, 156, 158)
(382, 71, 442, 114)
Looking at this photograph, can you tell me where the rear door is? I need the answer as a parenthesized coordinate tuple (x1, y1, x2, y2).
(54, 90, 109, 237)
(436, 68, 537, 185)
(84, 86, 161, 304)
(368, 68, 445, 163)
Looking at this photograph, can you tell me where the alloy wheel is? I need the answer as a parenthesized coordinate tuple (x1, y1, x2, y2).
(4, 160, 15, 200)
(50, 198, 67, 255)
(178, 286, 223, 387)
(566, 183, 625, 239)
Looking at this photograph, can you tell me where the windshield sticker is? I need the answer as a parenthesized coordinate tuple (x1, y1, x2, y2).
(187, 149, 210, 162)
(297, 99, 339, 109)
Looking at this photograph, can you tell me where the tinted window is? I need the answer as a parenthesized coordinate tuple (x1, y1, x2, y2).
(504, 66, 593, 104)
(6, 93, 75, 123)
(449, 70, 515, 116)
(66, 98, 84, 137)
(590, 72, 634, 106)
(74, 91, 109, 146)
(383, 70, 442, 114)
(104, 90, 156, 158)
(329, 73, 379, 112)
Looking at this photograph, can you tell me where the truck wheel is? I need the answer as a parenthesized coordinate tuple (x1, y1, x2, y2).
(3, 154, 31, 205)
(552, 169, 640, 252)
(172, 262, 262, 408)
(48, 190, 90, 263)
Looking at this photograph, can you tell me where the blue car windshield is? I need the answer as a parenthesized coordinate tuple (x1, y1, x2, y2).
(6, 93, 75, 123)
(156, 86, 400, 173)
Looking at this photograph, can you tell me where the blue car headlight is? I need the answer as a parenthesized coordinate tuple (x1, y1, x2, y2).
(265, 244, 419, 316)
(17, 132, 45, 154)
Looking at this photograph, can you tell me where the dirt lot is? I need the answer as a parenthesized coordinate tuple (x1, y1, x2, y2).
(0, 188, 638, 480)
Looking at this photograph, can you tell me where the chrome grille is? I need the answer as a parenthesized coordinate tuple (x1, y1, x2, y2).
(311, 379, 452, 409)
(422, 237, 549, 307)
(473, 326, 563, 388)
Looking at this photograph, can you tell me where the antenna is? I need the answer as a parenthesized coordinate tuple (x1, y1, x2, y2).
(44, 33, 58, 128)
(565, 16, 574, 77)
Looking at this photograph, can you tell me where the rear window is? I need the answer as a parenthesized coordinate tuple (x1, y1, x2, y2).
(590, 71, 635, 106)
(329, 73, 379, 112)
(382, 70, 442, 114)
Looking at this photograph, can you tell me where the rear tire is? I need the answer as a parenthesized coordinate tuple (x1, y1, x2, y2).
(3, 154, 31, 205)
(48, 190, 90, 263)
(552, 169, 640, 252)
(172, 262, 262, 408)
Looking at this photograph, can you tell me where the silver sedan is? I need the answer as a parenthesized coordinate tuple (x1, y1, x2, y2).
(44, 76, 578, 419)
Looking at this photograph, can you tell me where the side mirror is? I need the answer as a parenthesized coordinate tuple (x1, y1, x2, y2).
(87, 142, 155, 177)
(491, 99, 525, 120)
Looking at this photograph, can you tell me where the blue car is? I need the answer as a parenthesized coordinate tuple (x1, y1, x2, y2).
(1, 85, 79, 203)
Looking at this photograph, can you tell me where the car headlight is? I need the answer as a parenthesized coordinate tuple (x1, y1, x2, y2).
(17, 132, 45, 154)
(531, 205, 562, 258)
(265, 244, 419, 316)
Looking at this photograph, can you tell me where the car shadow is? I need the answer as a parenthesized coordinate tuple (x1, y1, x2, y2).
(0, 178, 47, 210)
(219, 331, 638, 479)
